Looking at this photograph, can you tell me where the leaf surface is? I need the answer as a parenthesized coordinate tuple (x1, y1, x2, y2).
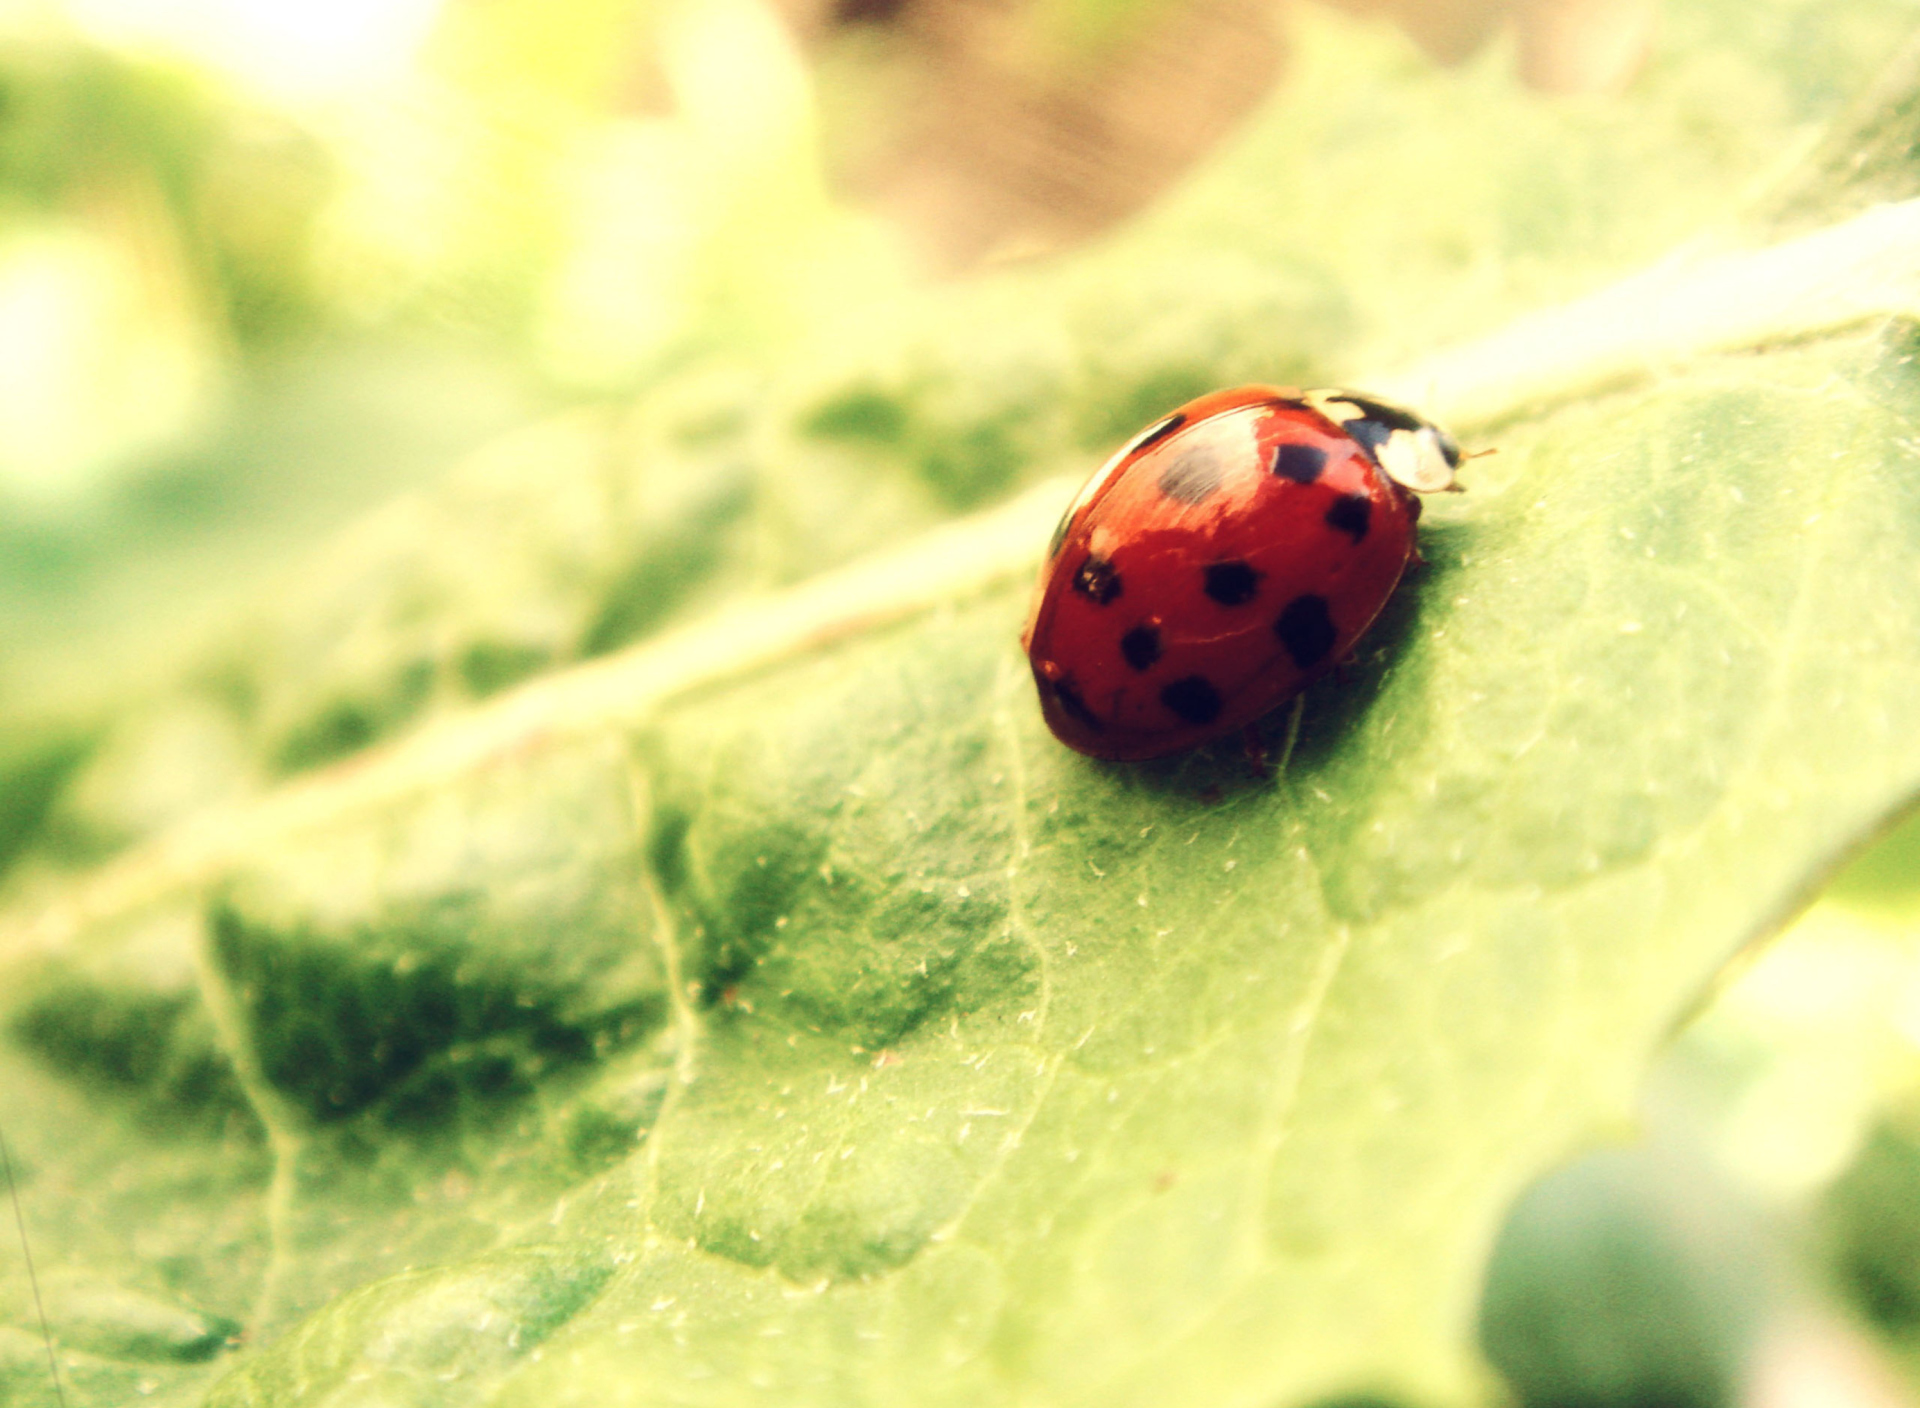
(7, 2, 1920, 1405)
(5, 316, 1920, 1407)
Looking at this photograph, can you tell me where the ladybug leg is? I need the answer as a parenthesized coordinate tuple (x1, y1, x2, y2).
(1245, 696, 1307, 779)
(1273, 695, 1305, 777)
(1241, 722, 1269, 777)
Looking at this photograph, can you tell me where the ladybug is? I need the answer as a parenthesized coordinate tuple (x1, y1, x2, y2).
(1021, 386, 1462, 761)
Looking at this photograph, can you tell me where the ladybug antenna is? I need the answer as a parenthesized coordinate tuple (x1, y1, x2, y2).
(1444, 445, 1495, 490)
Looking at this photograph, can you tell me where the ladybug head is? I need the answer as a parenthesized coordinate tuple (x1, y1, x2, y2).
(1305, 390, 1462, 495)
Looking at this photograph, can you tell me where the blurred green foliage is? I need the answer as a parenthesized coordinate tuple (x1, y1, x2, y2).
(0, 38, 328, 338)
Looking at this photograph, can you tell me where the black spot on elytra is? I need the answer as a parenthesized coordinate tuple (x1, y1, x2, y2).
(1130, 412, 1186, 455)
(1160, 676, 1223, 726)
(1324, 492, 1371, 543)
(1073, 555, 1123, 605)
(1273, 442, 1327, 484)
(1120, 624, 1161, 672)
(1053, 679, 1102, 730)
(1203, 561, 1261, 606)
(1275, 595, 1336, 669)
(1156, 442, 1228, 504)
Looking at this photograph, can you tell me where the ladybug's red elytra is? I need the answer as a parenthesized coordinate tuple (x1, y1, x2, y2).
(1021, 385, 1462, 761)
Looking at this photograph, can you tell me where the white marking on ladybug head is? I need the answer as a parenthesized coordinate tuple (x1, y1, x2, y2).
(1376, 425, 1460, 493)
(1302, 389, 1461, 494)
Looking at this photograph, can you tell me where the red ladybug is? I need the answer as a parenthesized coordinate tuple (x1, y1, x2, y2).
(1022, 386, 1462, 761)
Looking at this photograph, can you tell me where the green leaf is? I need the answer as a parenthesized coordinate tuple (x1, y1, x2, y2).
(6, 309, 1920, 1405)
(9, 2, 1920, 1405)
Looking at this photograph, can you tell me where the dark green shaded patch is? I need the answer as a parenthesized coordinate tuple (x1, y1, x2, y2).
(0, 726, 95, 878)
(457, 638, 551, 696)
(211, 903, 599, 1122)
(11, 981, 251, 1130)
(41, 1281, 242, 1365)
(918, 419, 1028, 508)
(271, 657, 435, 774)
(800, 388, 910, 444)
(580, 472, 757, 657)
(1821, 1122, 1920, 1334)
(211, 740, 671, 1121)
(562, 1097, 653, 1176)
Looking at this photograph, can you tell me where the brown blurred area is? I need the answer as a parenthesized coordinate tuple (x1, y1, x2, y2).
(767, 0, 1657, 270)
